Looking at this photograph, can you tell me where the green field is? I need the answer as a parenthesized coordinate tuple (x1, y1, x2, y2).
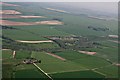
(55, 14, 118, 36)
(3, 29, 48, 41)
(15, 50, 31, 59)
(96, 65, 118, 78)
(2, 50, 13, 59)
(30, 51, 118, 78)
(15, 69, 47, 78)
(52, 50, 118, 77)
(2, 48, 118, 78)
(83, 40, 118, 63)
(27, 42, 60, 49)
(13, 25, 70, 36)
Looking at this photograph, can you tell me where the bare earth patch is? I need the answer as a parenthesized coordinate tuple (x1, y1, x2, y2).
(108, 35, 118, 38)
(79, 51, 96, 55)
(20, 16, 46, 18)
(0, 20, 33, 26)
(2, 49, 10, 50)
(13, 51, 16, 58)
(88, 16, 107, 21)
(36, 20, 63, 25)
(0, 2, 19, 6)
(0, 20, 63, 26)
(46, 52, 66, 61)
(16, 40, 53, 43)
(115, 64, 120, 66)
(0, 10, 21, 14)
(108, 40, 120, 44)
(1, 15, 46, 19)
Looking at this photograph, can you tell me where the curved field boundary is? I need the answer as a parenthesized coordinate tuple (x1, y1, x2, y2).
(16, 40, 53, 43)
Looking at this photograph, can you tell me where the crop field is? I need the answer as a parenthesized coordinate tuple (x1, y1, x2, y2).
(15, 50, 31, 59)
(31, 51, 87, 73)
(83, 40, 118, 63)
(2, 49, 118, 78)
(52, 50, 118, 77)
(13, 25, 70, 36)
(29, 42, 60, 49)
(55, 14, 118, 36)
(15, 69, 46, 78)
(96, 65, 118, 78)
(31, 51, 117, 78)
(3, 29, 48, 40)
(3, 25, 70, 41)
(2, 2, 119, 79)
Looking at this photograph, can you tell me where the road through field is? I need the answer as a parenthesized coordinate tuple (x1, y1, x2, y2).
(33, 63, 53, 80)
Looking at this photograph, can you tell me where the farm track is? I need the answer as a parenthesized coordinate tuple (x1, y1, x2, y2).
(33, 63, 53, 80)
(91, 64, 116, 77)
(47, 69, 89, 74)
(92, 70, 106, 76)
(92, 64, 114, 70)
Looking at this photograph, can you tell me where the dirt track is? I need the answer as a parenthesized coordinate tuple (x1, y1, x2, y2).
(46, 8, 69, 13)
(16, 40, 53, 43)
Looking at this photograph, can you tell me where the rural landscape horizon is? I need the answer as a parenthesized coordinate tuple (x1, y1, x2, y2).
(0, 2, 119, 79)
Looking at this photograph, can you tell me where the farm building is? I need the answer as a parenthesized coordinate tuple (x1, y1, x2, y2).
(23, 58, 41, 64)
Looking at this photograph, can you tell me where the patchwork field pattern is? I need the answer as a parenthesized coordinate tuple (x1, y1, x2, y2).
(2, 2, 118, 79)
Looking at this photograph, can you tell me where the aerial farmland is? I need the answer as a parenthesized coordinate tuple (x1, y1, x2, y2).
(1, 2, 119, 79)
